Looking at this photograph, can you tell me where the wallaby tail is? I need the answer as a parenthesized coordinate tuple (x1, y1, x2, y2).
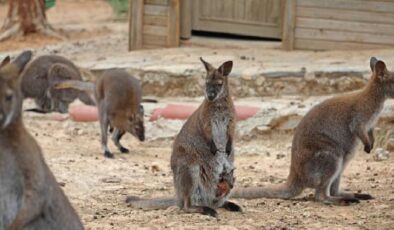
(230, 179, 303, 200)
(126, 196, 176, 210)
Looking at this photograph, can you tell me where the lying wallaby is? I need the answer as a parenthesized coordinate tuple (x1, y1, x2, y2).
(55, 69, 145, 158)
(0, 51, 83, 229)
(126, 58, 241, 217)
(232, 57, 393, 205)
(20, 54, 94, 113)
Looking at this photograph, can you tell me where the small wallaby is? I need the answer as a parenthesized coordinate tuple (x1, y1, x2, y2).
(0, 51, 83, 229)
(20, 54, 94, 113)
(232, 57, 393, 205)
(55, 69, 145, 158)
(126, 58, 242, 217)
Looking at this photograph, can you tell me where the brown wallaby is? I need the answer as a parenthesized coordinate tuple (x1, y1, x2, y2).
(126, 58, 242, 217)
(20, 54, 94, 113)
(231, 57, 393, 205)
(55, 69, 145, 158)
(0, 51, 83, 229)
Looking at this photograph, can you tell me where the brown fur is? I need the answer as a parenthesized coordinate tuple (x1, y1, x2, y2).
(55, 69, 145, 158)
(0, 51, 83, 229)
(126, 58, 242, 217)
(231, 57, 392, 205)
(20, 55, 94, 113)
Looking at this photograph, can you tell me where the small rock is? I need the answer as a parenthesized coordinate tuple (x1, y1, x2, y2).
(151, 163, 160, 172)
(373, 148, 389, 161)
(276, 153, 286, 159)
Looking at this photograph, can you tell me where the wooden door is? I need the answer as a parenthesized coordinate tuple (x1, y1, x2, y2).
(191, 0, 284, 38)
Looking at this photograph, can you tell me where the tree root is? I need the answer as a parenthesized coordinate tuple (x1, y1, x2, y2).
(0, 22, 66, 42)
(0, 23, 22, 42)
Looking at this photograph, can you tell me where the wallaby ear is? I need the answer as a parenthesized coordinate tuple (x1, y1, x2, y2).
(0, 56, 11, 68)
(200, 57, 214, 72)
(218, 60, 233, 76)
(374, 60, 387, 77)
(370, 57, 378, 72)
(13, 50, 32, 74)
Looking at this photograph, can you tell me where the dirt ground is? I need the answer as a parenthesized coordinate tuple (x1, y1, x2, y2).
(21, 97, 393, 230)
(0, 0, 393, 229)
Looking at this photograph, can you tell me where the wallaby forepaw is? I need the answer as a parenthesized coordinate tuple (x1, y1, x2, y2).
(354, 193, 374, 200)
(364, 144, 372, 153)
(119, 147, 130, 153)
(104, 151, 114, 159)
(202, 207, 218, 218)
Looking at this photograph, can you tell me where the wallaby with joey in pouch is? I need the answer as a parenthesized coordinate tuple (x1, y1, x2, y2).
(232, 57, 393, 205)
(126, 58, 242, 217)
(20, 54, 94, 114)
(55, 69, 146, 158)
(0, 51, 83, 230)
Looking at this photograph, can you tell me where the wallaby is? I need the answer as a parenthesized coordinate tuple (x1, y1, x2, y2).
(20, 55, 94, 113)
(55, 69, 145, 158)
(231, 57, 393, 205)
(0, 51, 84, 229)
(126, 58, 242, 217)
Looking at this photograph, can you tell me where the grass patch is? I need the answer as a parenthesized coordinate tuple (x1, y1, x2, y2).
(107, 0, 128, 18)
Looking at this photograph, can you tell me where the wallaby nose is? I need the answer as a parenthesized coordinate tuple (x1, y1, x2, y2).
(139, 134, 145, 142)
(207, 92, 216, 101)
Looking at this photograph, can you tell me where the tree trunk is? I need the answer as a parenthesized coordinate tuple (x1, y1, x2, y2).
(0, 0, 61, 41)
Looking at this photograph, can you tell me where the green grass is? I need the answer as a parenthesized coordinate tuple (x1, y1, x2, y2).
(107, 0, 129, 17)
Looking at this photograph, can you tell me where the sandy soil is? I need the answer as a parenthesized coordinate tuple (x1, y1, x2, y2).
(22, 98, 394, 230)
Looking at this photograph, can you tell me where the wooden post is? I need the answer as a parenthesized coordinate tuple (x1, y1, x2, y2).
(282, 0, 297, 50)
(168, 0, 180, 46)
(128, 0, 144, 51)
(180, 0, 191, 39)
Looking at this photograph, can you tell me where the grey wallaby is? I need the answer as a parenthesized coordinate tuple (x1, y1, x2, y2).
(0, 51, 84, 229)
(126, 58, 242, 217)
(20, 55, 94, 113)
(55, 69, 145, 158)
(231, 57, 393, 205)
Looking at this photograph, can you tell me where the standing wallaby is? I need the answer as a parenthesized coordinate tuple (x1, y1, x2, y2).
(20, 55, 94, 113)
(231, 57, 393, 205)
(55, 69, 145, 158)
(126, 58, 242, 217)
(0, 51, 84, 229)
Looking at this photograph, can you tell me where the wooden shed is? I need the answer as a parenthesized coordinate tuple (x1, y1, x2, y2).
(283, 0, 394, 50)
(128, 0, 394, 51)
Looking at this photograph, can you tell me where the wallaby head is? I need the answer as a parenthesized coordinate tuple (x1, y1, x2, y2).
(200, 57, 233, 102)
(125, 104, 145, 141)
(370, 57, 394, 98)
(0, 51, 32, 129)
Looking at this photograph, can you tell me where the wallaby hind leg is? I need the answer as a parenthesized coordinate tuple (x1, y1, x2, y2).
(312, 152, 359, 205)
(221, 201, 242, 212)
(177, 165, 217, 217)
(111, 128, 129, 153)
(183, 196, 217, 218)
(99, 105, 113, 158)
(330, 171, 374, 200)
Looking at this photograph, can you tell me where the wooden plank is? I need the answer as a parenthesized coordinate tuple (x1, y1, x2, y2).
(295, 28, 394, 45)
(298, 0, 394, 13)
(144, 15, 168, 26)
(143, 44, 164, 49)
(129, 0, 144, 51)
(145, 0, 168, 5)
(168, 0, 180, 46)
(294, 38, 389, 50)
(143, 34, 168, 46)
(297, 17, 394, 35)
(180, 0, 191, 39)
(297, 6, 394, 24)
(233, 0, 245, 20)
(282, 0, 297, 50)
(144, 4, 168, 16)
(143, 25, 168, 36)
